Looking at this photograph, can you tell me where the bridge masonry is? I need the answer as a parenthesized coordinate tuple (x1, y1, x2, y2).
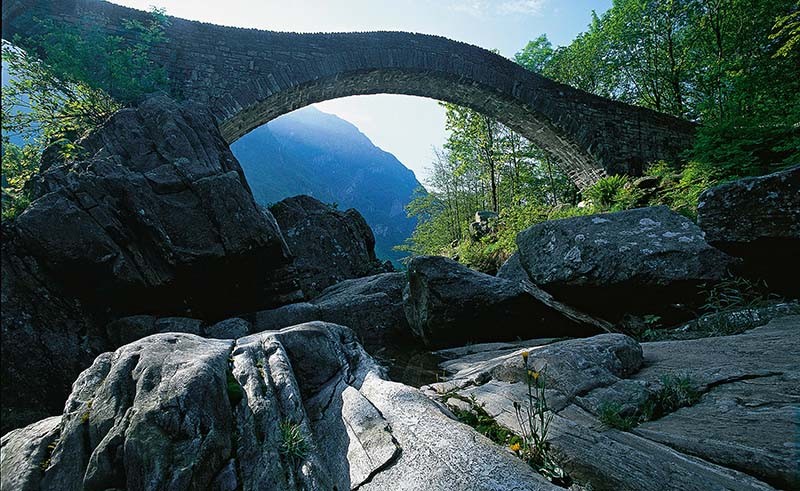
(3, 0, 696, 188)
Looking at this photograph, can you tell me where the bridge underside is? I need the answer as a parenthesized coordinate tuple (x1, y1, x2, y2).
(216, 69, 608, 188)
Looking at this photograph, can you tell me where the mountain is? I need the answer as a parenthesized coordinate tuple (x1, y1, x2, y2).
(231, 107, 422, 264)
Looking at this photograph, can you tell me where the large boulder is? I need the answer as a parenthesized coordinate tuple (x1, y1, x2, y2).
(269, 195, 389, 298)
(403, 255, 606, 348)
(1, 323, 560, 491)
(423, 315, 800, 490)
(697, 165, 799, 296)
(0, 227, 104, 434)
(13, 95, 302, 318)
(252, 272, 413, 353)
(1, 95, 303, 432)
(515, 205, 737, 322)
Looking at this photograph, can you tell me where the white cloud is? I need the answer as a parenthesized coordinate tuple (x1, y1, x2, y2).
(498, 0, 546, 15)
(443, 0, 546, 17)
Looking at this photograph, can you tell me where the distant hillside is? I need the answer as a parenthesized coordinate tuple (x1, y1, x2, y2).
(232, 107, 422, 264)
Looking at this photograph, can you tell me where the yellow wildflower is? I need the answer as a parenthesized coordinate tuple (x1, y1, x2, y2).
(531, 371, 540, 381)
(521, 351, 529, 363)
(509, 442, 521, 452)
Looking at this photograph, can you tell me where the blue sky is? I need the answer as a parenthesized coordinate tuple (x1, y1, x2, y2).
(109, 0, 612, 181)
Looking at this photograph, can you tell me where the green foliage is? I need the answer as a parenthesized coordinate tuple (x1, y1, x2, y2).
(598, 402, 638, 430)
(226, 370, 244, 406)
(447, 394, 521, 447)
(700, 276, 779, 314)
(1, 7, 169, 221)
(398, 104, 578, 260)
(771, 2, 800, 59)
(12, 8, 171, 104)
(1, 142, 39, 220)
(515, 34, 554, 73)
(512, 354, 568, 484)
(453, 239, 503, 274)
(652, 374, 700, 416)
(642, 160, 721, 218)
(279, 420, 310, 463)
(516, 0, 800, 169)
(599, 374, 700, 430)
(2, 41, 122, 157)
(406, 0, 799, 266)
(583, 174, 642, 210)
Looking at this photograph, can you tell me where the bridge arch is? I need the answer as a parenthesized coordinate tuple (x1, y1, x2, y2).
(3, 0, 696, 187)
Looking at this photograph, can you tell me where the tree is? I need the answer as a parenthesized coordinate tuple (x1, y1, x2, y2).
(1, 7, 171, 220)
(515, 0, 799, 174)
(515, 35, 554, 73)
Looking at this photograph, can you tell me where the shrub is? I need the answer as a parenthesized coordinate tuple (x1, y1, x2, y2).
(597, 402, 638, 430)
(598, 374, 700, 430)
(279, 420, 310, 463)
(448, 394, 520, 446)
(1, 143, 39, 220)
(512, 352, 568, 484)
(700, 276, 778, 314)
(583, 174, 641, 211)
(226, 370, 244, 406)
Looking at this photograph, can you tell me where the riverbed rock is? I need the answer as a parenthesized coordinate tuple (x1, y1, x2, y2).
(205, 317, 252, 339)
(269, 195, 389, 298)
(423, 315, 799, 490)
(0, 323, 560, 491)
(13, 95, 303, 319)
(252, 272, 413, 353)
(697, 165, 800, 296)
(0, 227, 104, 434)
(2, 95, 308, 433)
(515, 205, 737, 322)
(403, 255, 605, 348)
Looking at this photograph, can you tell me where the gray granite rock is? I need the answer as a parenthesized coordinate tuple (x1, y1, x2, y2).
(15, 95, 302, 318)
(251, 272, 413, 353)
(404, 255, 605, 348)
(1, 323, 560, 491)
(269, 195, 389, 298)
(2, 96, 305, 432)
(423, 315, 800, 490)
(204, 317, 251, 339)
(0, 416, 61, 491)
(697, 165, 800, 296)
(515, 205, 737, 322)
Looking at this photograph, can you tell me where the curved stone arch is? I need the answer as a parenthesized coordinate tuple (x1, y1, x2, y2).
(217, 66, 607, 187)
(3, 1, 696, 187)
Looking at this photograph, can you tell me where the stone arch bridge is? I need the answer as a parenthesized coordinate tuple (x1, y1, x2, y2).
(3, 0, 695, 187)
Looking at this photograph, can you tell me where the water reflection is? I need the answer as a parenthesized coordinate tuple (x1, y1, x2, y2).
(378, 348, 446, 388)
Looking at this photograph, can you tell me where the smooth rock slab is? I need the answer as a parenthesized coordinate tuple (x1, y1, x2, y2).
(1, 322, 559, 491)
(424, 316, 799, 490)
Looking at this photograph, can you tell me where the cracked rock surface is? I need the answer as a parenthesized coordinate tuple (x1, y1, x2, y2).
(16, 95, 302, 318)
(1, 322, 559, 491)
(423, 315, 800, 490)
